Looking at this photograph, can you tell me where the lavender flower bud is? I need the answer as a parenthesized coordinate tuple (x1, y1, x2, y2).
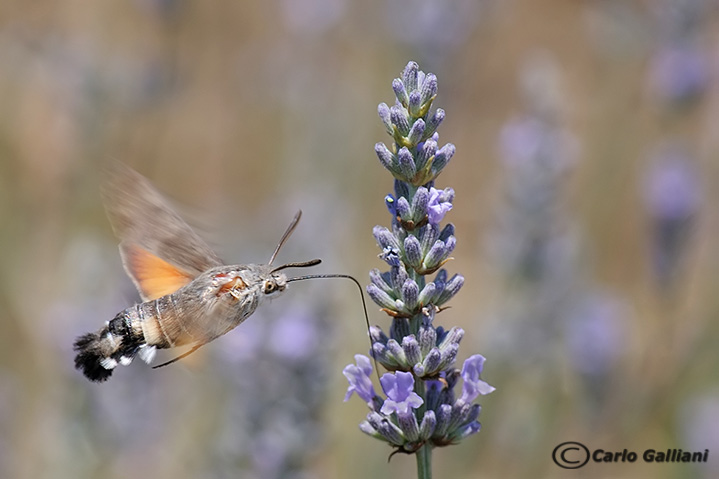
(402, 335, 422, 365)
(367, 284, 397, 310)
(434, 404, 452, 438)
(369, 268, 394, 295)
(373, 225, 400, 251)
(404, 236, 422, 269)
(411, 187, 429, 223)
(390, 105, 410, 136)
(420, 348, 442, 376)
(375, 416, 405, 446)
(425, 108, 445, 138)
(372, 342, 398, 368)
(392, 78, 409, 107)
(402, 61, 419, 92)
(419, 224, 440, 255)
(438, 326, 464, 350)
(420, 73, 438, 105)
(395, 196, 411, 221)
(401, 278, 419, 311)
(422, 240, 449, 270)
(375, 142, 397, 174)
(439, 223, 455, 241)
(437, 274, 464, 305)
(390, 264, 409, 291)
(438, 343, 459, 371)
(415, 139, 438, 172)
(408, 91, 422, 117)
(419, 410, 437, 440)
(359, 420, 380, 437)
(457, 421, 481, 440)
(419, 323, 437, 356)
(369, 325, 388, 344)
(418, 282, 438, 306)
(378, 103, 394, 135)
(444, 236, 456, 255)
(397, 411, 421, 442)
(386, 339, 406, 364)
(407, 118, 425, 145)
(397, 147, 416, 179)
(432, 143, 456, 174)
(449, 402, 473, 431)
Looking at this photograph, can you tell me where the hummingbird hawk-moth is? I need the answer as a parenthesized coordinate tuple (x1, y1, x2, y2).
(74, 165, 366, 382)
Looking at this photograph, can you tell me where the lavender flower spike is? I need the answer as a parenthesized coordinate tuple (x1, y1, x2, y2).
(347, 61, 493, 476)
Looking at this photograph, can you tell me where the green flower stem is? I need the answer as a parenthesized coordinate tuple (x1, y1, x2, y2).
(414, 378, 432, 479)
(416, 442, 432, 479)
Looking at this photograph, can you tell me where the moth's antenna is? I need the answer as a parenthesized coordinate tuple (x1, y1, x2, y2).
(287, 273, 381, 386)
(268, 210, 303, 265)
(271, 259, 321, 273)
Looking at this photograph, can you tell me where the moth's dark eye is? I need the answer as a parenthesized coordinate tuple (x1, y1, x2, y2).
(263, 281, 275, 294)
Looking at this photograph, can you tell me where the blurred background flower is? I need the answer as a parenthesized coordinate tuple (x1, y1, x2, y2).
(0, 1, 717, 479)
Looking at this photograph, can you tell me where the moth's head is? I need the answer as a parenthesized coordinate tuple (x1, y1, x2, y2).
(262, 272, 287, 297)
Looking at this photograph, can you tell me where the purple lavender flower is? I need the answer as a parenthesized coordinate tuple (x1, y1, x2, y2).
(427, 187, 454, 225)
(649, 43, 709, 105)
(643, 144, 700, 290)
(343, 354, 377, 406)
(345, 61, 493, 472)
(380, 371, 424, 415)
(458, 355, 496, 404)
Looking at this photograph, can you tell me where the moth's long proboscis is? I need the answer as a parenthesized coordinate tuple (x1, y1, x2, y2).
(287, 273, 381, 385)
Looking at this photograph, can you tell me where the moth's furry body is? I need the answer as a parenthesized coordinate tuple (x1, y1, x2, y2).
(73, 164, 301, 382)
(74, 265, 288, 381)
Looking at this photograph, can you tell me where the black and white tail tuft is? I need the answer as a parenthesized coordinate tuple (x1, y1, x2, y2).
(73, 330, 117, 382)
(73, 313, 154, 382)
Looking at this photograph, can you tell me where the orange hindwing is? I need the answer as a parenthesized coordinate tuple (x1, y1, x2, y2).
(120, 243, 195, 301)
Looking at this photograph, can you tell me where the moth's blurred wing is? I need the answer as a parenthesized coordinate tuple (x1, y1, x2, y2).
(103, 164, 223, 299)
(120, 243, 196, 301)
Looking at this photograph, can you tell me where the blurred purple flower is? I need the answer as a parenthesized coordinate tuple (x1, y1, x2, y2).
(649, 43, 709, 104)
(644, 145, 700, 221)
(379, 371, 423, 415)
(344, 355, 377, 405)
(566, 294, 625, 376)
(643, 145, 700, 288)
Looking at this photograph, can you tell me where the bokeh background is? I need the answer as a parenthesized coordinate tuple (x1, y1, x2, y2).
(1, 1, 719, 478)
